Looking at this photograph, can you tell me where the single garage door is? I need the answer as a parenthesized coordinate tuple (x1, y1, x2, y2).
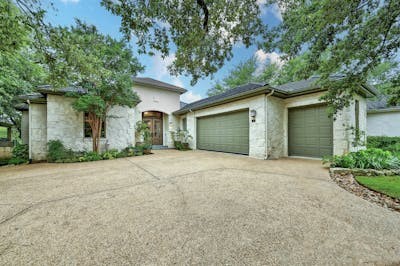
(288, 104, 333, 158)
(197, 110, 249, 155)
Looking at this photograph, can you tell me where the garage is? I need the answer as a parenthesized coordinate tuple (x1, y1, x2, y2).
(197, 110, 249, 155)
(288, 104, 333, 158)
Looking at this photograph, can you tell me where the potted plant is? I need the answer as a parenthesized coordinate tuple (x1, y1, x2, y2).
(171, 130, 183, 150)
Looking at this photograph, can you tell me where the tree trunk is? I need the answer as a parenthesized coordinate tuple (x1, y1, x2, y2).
(87, 112, 102, 153)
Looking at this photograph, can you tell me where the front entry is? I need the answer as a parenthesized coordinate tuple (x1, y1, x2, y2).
(143, 111, 163, 145)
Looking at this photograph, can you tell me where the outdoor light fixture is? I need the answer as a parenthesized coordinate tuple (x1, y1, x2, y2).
(250, 109, 256, 122)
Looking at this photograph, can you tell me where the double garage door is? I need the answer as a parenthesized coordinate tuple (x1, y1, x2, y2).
(288, 104, 333, 158)
(197, 110, 249, 155)
(196, 105, 333, 158)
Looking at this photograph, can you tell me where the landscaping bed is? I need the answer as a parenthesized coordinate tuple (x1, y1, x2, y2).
(330, 168, 400, 212)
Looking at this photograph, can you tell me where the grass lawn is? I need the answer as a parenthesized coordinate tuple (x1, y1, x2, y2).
(355, 176, 400, 199)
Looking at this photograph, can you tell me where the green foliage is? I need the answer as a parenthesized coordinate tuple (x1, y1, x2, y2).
(355, 176, 400, 199)
(264, 0, 400, 112)
(135, 121, 152, 144)
(102, 149, 119, 160)
(47, 140, 75, 163)
(101, 0, 264, 85)
(171, 129, 192, 150)
(9, 143, 29, 165)
(367, 136, 400, 155)
(324, 148, 400, 170)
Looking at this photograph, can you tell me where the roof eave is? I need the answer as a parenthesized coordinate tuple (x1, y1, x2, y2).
(134, 81, 187, 94)
(367, 107, 400, 114)
(174, 86, 272, 115)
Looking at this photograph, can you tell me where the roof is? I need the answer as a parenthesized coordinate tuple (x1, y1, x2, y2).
(180, 101, 188, 108)
(0, 116, 13, 127)
(133, 77, 187, 94)
(36, 85, 87, 95)
(15, 103, 28, 111)
(275, 75, 378, 96)
(174, 76, 378, 115)
(367, 94, 400, 113)
(174, 83, 269, 115)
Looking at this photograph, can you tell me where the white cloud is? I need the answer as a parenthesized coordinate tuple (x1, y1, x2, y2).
(171, 77, 184, 88)
(152, 53, 176, 79)
(181, 91, 202, 103)
(254, 49, 285, 75)
(257, 0, 268, 14)
(60, 0, 80, 3)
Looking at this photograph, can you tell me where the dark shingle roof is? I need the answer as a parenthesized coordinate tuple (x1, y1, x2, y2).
(174, 83, 268, 115)
(15, 103, 28, 111)
(180, 101, 188, 108)
(36, 85, 87, 95)
(133, 77, 187, 94)
(367, 94, 400, 112)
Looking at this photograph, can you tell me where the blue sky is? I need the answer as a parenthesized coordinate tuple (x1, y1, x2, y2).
(46, 0, 283, 103)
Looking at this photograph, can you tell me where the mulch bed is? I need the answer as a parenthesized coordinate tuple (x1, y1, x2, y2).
(330, 172, 400, 212)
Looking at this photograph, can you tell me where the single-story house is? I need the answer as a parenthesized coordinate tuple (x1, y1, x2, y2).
(19, 76, 377, 161)
(367, 95, 400, 137)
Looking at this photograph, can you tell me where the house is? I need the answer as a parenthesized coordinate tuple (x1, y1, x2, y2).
(367, 95, 400, 137)
(174, 76, 377, 159)
(19, 76, 377, 161)
(18, 77, 186, 161)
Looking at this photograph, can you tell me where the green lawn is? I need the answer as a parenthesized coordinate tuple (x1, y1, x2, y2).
(0, 126, 7, 139)
(355, 176, 400, 199)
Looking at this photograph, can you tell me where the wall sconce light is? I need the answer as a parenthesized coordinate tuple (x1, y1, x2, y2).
(250, 109, 256, 122)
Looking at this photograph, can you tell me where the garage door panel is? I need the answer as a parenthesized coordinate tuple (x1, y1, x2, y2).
(288, 105, 333, 158)
(197, 110, 249, 155)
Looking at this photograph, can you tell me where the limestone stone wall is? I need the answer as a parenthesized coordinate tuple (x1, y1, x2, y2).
(266, 96, 285, 159)
(47, 95, 136, 153)
(183, 94, 267, 159)
(21, 110, 29, 145)
(29, 103, 47, 160)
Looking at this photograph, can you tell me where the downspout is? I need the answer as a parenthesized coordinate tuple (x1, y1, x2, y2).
(264, 89, 275, 160)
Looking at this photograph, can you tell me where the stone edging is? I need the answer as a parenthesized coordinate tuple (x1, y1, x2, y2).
(329, 168, 400, 212)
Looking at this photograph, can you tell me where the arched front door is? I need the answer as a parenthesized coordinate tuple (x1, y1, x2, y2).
(142, 111, 163, 145)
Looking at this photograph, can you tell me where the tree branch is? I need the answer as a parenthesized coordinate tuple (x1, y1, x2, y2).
(196, 0, 209, 32)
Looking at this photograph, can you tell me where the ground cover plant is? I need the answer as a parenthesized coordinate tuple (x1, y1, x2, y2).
(355, 175, 400, 199)
(324, 148, 400, 170)
(367, 136, 400, 156)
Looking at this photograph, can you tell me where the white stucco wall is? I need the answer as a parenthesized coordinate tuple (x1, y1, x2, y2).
(183, 95, 267, 159)
(133, 84, 182, 146)
(367, 111, 400, 137)
(29, 103, 47, 161)
(47, 95, 136, 153)
(134, 84, 181, 115)
(21, 110, 29, 145)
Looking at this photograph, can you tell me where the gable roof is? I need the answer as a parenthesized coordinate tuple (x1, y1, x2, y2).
(133, 77, 187, 94)
(174, 76, 378, 115)
(368, 94, 400, 113)
(174, 83, 269, 115)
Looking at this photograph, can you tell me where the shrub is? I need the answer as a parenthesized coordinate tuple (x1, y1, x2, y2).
(9, 143, 29, 165)
(102, 149, 119, 160)
(324, 148, 400, 170)
(367, 136, 400, 155)
(47, 140, 75, 162)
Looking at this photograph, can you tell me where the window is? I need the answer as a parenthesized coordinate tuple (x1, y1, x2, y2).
(84, 113, 106, 138)
(355, 100, 360, 131)
(182, 118, 187, 131)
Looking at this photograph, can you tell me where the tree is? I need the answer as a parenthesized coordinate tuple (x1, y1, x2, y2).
(101, 0, 264, 85)
(46, 21, 144, 152)
(263, 0, 400, 112)
(0, 0, 46, 129)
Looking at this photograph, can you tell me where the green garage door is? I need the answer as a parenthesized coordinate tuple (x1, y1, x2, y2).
(197, 110, 249, 155)
(288, 105, 333, 158)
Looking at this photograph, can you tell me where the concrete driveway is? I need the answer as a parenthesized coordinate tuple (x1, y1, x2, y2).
(0, 150, 399, 265)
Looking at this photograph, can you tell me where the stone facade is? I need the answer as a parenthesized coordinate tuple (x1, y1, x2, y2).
(29, 103, 47, 160)
(183, 95, 267, 159)
(180, 91, 367, 160)
(46, 94, 136, 154)
(20, 111, 29, 145)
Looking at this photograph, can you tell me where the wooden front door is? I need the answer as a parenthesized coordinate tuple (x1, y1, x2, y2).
(143, 111, 163, 145)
